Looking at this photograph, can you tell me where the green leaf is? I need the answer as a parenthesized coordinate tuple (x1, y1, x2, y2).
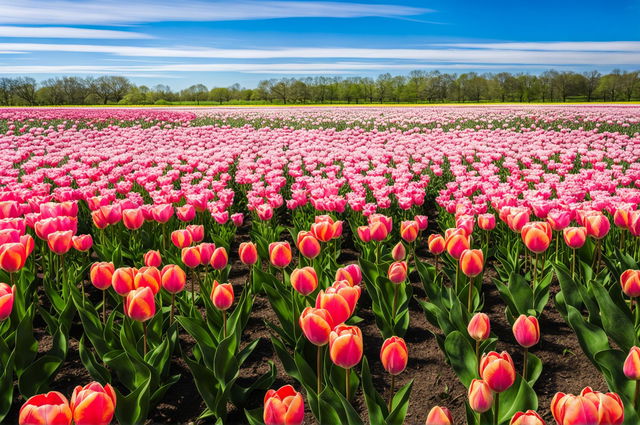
(498, 375, 538, 423)
(387, 380, 413, 425)
(443, 331, 476, 387)
(526, 352, 542, 387)
(590, 280, 636, 351)
(114, 377, 151, 425)
(360, 357, 387, 424)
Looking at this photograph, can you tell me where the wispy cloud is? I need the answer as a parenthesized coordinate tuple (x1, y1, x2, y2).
(1, 42, 638, 65)
(0, 1, 430, 25)
(439, 41, 640, 52)
(0, 26, 153, 39)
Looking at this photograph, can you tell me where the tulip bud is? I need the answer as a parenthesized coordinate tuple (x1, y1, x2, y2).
(0, 283, 14, 320)
(210, 247, 228, 270)
(388, 261, 408, 283)
(335, 264, 362, 287)
(468, 379, 493, 413)
(290, 267, 318, 296)
(329, 325, 363, 369)
(380, 336, 408, 375)
(144, 250, 162, 267)
(238, 242, 258, 265)
(90, 262, 115, 290)
(478, 214, 496, 231)
(415, 215, 429, 231)
(47, 230, 74, 255)
(510, 410, 545, 425)
(522, 223, 551, 254)
(72, 234, 93, 252)
(176, 205, 196, 222)
(311, 221, 335, 242)
(357, 225, 371, 243)
(428, 234, 446, 255)
(198, 242, 215, 265)
(425, 406, 453, 425)
(467, 313, 490, 341)
(19, 391, 72, 425)
(269, 242, 292, 268)
(263, 385, 304, 425)
(0, 242, 26, 273)
(479, 351, 516, 393)
(369, 221, 389, 242)
(134, 266, 161, 295)
(512, 315, 540, 348)
(621, 270, 640, 298)
(112, 267, 136, 296)
(563, 227, 587, 249)
(181, 246, 201, 269)
(400, 220, 419, 243)
(70, 382, 117, 425)
(392, 242, 406, 261)
(122, 208, 144, 230)
(316, 281, 361, 325)
(211, 280, 234, 310)
(624, 346, 640, 380)
(460, 249, 484, 277)
(161, 264, 186, 294)
(171, 229, 193, 249)
(124, 287, 155, 322)
(585, 214, 610, 239)
(445, 233, 469, 260)
(297, 231, 321, 259)
(299, 307, 334, 346)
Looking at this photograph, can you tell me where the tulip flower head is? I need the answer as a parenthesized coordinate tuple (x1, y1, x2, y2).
(425, 406, 453, 425)
(144, 250, 162, 267)
(238, 242, 258, 265)
(111, 267, 136, 296)
(0, 242, 27, 273)
(460, 249, 484, 277)
(299, 307, 334, 346)
(551, 387, 623, 425)
(467, 312, 490, 341)
(0, 283, 14, 320)
(388, 261, 408, 283)
(72, 234, 93, 252)
(468, 379, 493, 413)
(161, 264, 186, 294)
(70, 382, 117, 425)
(512, 315, 540, 348)
(510, 410, 545, 425)
(124, 286, 155, 322)
(290, 267, 318, 296)
(269, 242, 292, 268)
(479, 351, 516, 393)
(428, 234, 446, 255)
(181, 246, 201, 269)
(296, 231, 321, 259)
(392, 242, 406, 261)
(263, 385, 304, 425)
(210, 247, 229, 270)
(19, 391, 72, 425)
(621, 270, 640, 298)
(563, 227, 587, 249)
(315, 280, 361, 325)
(624, 346, 640, 380)
(400, 220, 419, 242)
(335, 264, 362, 287)
(380, 336, 408, 375)
(90, 262, 115, 290)
(211, 280, 234, 311)
(47, 230, 74, 255)
(133, 266, 161, 295)
(171, 229, 193, 249)
(329, 325, 363, 369)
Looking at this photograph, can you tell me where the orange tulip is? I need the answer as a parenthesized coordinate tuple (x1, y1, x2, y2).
(425, 406, 453, 425)
(428, 234, 446, 255)
(584, 213, 610, 239)
(400, 220, 419, 243)
(211, 280, 234, 310)
(299, 307, 334, 346)
(507, 210, 530, 233)
(315, 281, 361, 325)
(290, 267, 318, 296)
(369, 214, 393, 232)
(467, 312, 490, 341)
(124, 286, 155, 322)
(392, 242, 406, 261)
(47, 230, 74, 255)
(72, 234, 93, 252)
(468, 379, 493, 413)
(70, 382, 117, 425)
(111, 267, 136, 296)
(263, 385, 304, 425)
(329, 325, 363, 369)
(171, 229, 193, 249)
(614, 207, 632, 229)
(510, 410, 545, 425)
(210, 247, 228, 270)
(621, 270, 640, 298)
(380, 336, 408, 375)
(624, 346, 640, 380)
(522, 222, 551, 253)
(563, 227, 587, 249)
(0, 283, 14, 320)
(238, 242, 259, 265)
(311, 220, 335, 242)
(122, 208, 144, 230)
(388, 261, 408, 283)
(90, 262, 115, 290)
(198, 242, 215, 265)
(20, 234, 35, 257)
(143, 250, 162, 267)
(479, 351, 516, 393)
(297, 231, 321, 259)
(181, 246, 201, 268)
(369, 221, 389, 242)
(335, 264, 362, 287)
(19, 391, 72, 425)
(512, 315, 540, 348)
(134, 266, 161, 295)
(445, 233, 469, 260)
(161, 264, 186, 294)
(269, 242, 292, 268)
(551, 387, 623, 425)
(357, 225, 372, 243)
(460, 249, 484, 277)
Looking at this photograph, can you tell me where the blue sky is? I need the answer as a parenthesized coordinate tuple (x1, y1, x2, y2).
(0, 0, 639, 89)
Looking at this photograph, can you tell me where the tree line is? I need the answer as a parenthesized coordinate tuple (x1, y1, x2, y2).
(1, 70, 639, 106)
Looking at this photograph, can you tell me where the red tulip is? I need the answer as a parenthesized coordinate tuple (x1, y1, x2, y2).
(392, 242, 406, 261)
(70, 382, 117, 425)
(551, 387, 623, 425)
(380, 336, 408, 375)
(479, 351, 516, 393)
(335, 264, 362, 287)
(584, 214, 610, 240)
(415, 215, 429, 231)
(563, 227, 587, 249)
(425, 406, 453, 425)
(134, 266, 161, 295)
(388, 261, 408, 283)
(299, 307, 333, 346)
(144, 250, 162, 267)
(211, 280, 234, 310)
(296, 231, 321, 259)
(124, 286, 155, 322)
(90, 262, 115, 290)
(19, 391, 72, 425)
(329, 325, 363, 369)
(512, 315, 540, 348)
(122, 208, 144, 230)
(238, 242, 258, 265)
(161, 264, 186, 294)
(269, 242, 292, 268)
(181, 246, 201, 268)
(428, 234, 446, 255)
(624, 346, 640, 380)
(210, 247, 228, 270)
(112, 267, 136, 296)
(369, 214, 392, 233)
(311, 220, 335, 242)
(510, 410, 545, 425)
(47, 230, 73, 255)
(290, 267, 318, 296)
(467, 312, 490, 341)
(0, 242, 27, 272)
(357, 225, 371, 243)
(151, 204, 173, 223)
(468, 379, 493, 413)
(369, 221, 389, 242)
(621, 270, 640, 298)
(0, 282, 14, 320)
(72, 234, 93, 252)
(460, 249, 484, 277)
(400, 220, 419, 243)
(315, 281, 361, 325)
(171, 229, 193, 249)
(198, 242, 215, 265)
(256, 204, 273, 221)
(263, 385, 304, 425)
(445, 233, 469, 260)
(478, 213, 496, 231)
(176, 205, 196, 222)
(186, 224, 204, 242)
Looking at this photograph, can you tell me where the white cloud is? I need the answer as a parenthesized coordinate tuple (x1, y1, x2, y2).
(0, 42, 639, 65)
(0, 26, 153, 39)
(0, 1, 430, 25)
(439, 41, 640, 52)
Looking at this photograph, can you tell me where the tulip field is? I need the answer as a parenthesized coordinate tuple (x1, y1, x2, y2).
(1, 105, 640, 425)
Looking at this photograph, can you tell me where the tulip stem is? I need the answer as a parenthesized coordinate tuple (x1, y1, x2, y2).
(190, 269, 196, 305)
(475, 339, 481, 369)
(455, 262, 459, 293)
(634, 380, 640, 412)
(222, 310, 227, 339)
(494, 392, 500, 425)
(571, 249, 576, 280)
(143, 321, 148, 357)
(392, 283, 399, 324)
(388, 374, 395, 411)
(345, 368, 351, 402)
(170, 292, 175, 325)
(523, 347, 528, 381)
(533, 253, 538, 288)
(434, 254, 439, 277)
(634, 298, 640, 330)
(317, 345, 323, 395)
(102, 290, 106, 324)
(467, 276, 473, 313)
